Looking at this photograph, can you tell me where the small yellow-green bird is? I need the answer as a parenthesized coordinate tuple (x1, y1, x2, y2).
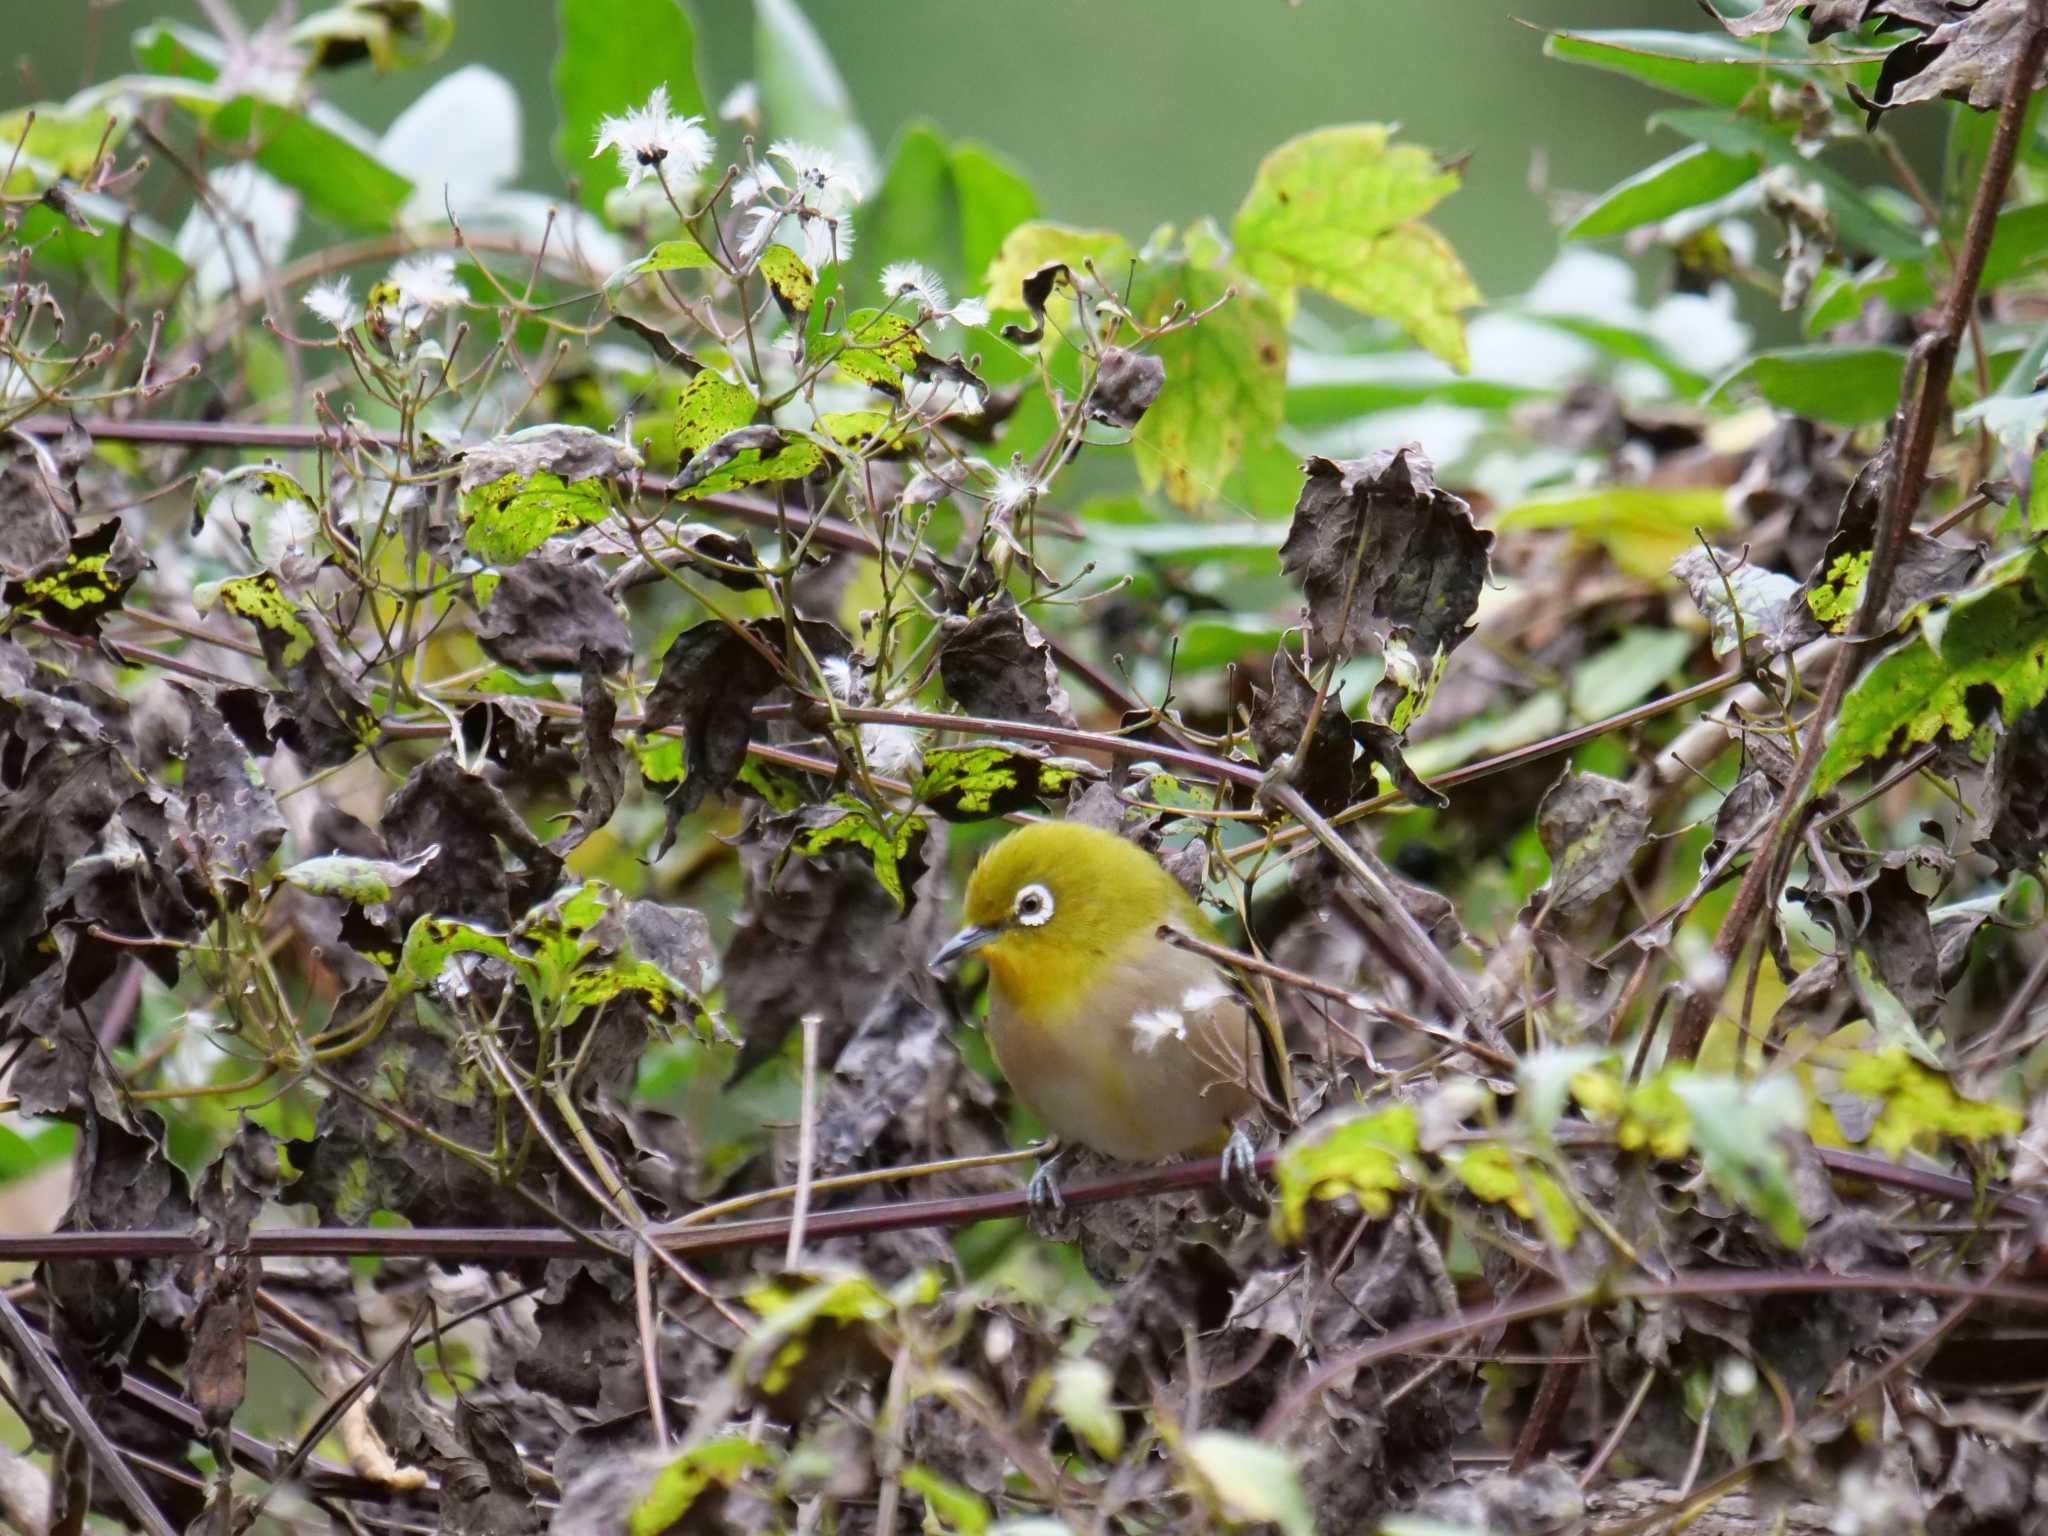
(930, 821, 1290, 1223)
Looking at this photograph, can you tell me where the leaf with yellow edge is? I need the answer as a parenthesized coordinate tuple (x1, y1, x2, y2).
(1838, 1046, 2022, 1157)
(1270, 1104, 1416, 1242)
(1233, 123, 1477, 371)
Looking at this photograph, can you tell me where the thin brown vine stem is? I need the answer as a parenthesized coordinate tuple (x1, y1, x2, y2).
(1666, 3, 2048, 1063)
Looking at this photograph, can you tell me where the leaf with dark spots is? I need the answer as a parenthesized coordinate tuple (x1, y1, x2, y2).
(2, 518, 144, 636)
(474, 552, 632, 675)
(457, 424, 642, 495)
(549, 659, 625, 857)
(609, 313, 702, 373)
(914, 742, 1094, 821)
(1800, 444, 1983, 638)
(173, 686, 286, 884)
(1978, 700, 2048, 875)
(1249, 645, 1354, 817)
(380, 751, 562, 933)
(672, 423, 824, 500)
(0, 418, 89, 579)
(781, 797, 931, 913)
(1280, 447, 1493, 666)
(1351, 719, 1446, 810)
(1001, 261, 1075, 346)
(1672, 547, 1818, 659)
(938, 599, 1076, 728)
(199, 574, 376, 769)
(1535, 769, 1650, 922)
(1089, 346, 1166, 430)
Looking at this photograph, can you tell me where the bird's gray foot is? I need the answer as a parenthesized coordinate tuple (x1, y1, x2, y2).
(1218, 1126, 1269, 1217)
(1026, 1144, 1076, 1239)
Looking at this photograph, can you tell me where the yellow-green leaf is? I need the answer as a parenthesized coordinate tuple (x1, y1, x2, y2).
(1271, 1104, 1417, 1242)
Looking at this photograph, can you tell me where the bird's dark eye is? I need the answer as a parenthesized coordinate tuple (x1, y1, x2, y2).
(1014, 882, 1054, 927)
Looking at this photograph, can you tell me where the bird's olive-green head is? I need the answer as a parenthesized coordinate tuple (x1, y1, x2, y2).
(931, 822, 1199, 1017)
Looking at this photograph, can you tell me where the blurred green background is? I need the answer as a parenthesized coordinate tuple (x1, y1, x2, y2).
(10, 0, 1675, 302)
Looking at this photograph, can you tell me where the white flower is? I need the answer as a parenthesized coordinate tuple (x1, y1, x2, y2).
(388, 253, 468, 319)
(987, 462, 1046, 517)
(769, 140, 860, 215)
(302, 277, 357, 330)
(592, 85, 714, 195)
(881, 261, 949, 315)
(951, 296, 990, 329)
(859, 722, 924, 779)
(796, 208, 853, 270)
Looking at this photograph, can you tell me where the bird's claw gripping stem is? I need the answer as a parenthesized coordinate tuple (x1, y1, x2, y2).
(1218, 1127, 1269, 1218)
(1026, 1145, 1075, 1240)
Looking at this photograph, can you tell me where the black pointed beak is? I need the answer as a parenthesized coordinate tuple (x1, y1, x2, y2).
(929, 924, 998, 971)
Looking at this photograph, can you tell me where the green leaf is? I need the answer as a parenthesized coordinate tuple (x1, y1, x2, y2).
(1819, 552, 2048, 791)
(630, 1437, 773, 1536)
(758, 244, 816, 314)
(192, 574, 315, 666)
(554, 0, 704, 214)
(786, 797, 928, 910)
(1837, 1047, 2023, 1157)
(1670, 1074, 1807, 1248)
(833, 308, 925, 387)
(1183, 1433, 1314, 1536)
(1711, 345, 1909, 428)
(1545, 29, 1793, 109)
(1654, 110, 1923, 263)
(1805, 261, 1933, 336)
(460, 470, 610, 565)
(209, 96, 411, 229)
(1129, 239, 1288, 509)
(0, 101, 122, 186)
(1233, 124, 1477, 370)
(1568, 144, 1757, 240)
(675, 371, 759, 453)
(0, 1121, 77, 1184)
(902, 1467, 992, 1536)
(1495, 487, 1732, 582)
(279, 849, 437, 905)
(606, 236, 717, 294)
(983, 221, 1134, 312)
(915, 745, 1089, 821)
(1049, 1359, 1123, 1459)
(1453, 1144, 1580, 1248)
(861, 123, 1038, 298)
(754, 0, 876, 189)
(1271, 1104, 1417, 1242)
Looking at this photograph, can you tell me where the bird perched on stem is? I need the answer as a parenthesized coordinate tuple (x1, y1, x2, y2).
(930, 821, 1291, 1228)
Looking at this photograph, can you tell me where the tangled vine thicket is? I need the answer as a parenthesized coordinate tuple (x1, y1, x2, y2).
(10, 1, 2048, 1532)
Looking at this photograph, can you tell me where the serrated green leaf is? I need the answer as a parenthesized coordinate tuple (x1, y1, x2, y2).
(1234, 124, 1476, 370)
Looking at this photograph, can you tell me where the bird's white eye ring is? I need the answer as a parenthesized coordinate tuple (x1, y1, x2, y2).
(1013, 883, 1054, 927)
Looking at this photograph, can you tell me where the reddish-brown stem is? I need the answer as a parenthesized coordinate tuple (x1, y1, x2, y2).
(1667, 6, 2048, 1062)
